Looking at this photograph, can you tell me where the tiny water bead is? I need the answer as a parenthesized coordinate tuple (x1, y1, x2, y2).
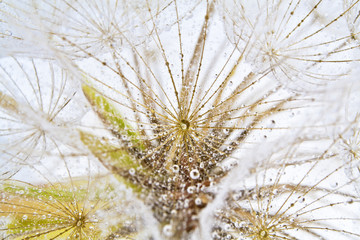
(190, 169, 200, 179)
(224, 224, 232, 231)
(17, 190, 24, 195)
(195, 197, 202, 205)
(76, 220, 83, 227)
(330, 181, 339, 188)
(163, 224, 173, 237)
(172, 165, 180, 173)
(129, 168, 135, 175)
(199, 162, 204, 168)
(187, 186, 196, 194)
(180, 119, 191, 130)
(258, 229, 269, 239)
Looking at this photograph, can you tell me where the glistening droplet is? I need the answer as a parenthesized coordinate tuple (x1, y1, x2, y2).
(190, 169, 200, 179)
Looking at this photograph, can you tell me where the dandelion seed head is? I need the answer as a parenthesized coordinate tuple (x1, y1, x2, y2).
(345, 0, 360, 42)
(179, 119, 191, 131)
(1, 0, 360, 239)
(220, 0, 357, 91)
(343, 128, 360, 161)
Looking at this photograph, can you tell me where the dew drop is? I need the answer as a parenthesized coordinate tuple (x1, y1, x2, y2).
(233, 192, 243, 200)
(195, 197, 202, 205)
(223, 128, 229, 134)
(187, 186, 195, 194)
(184, 199, 190, 208)
(330, 181, 338, 188)
(180, 119, 190, 130)
(212, 232, 220, 238)
(224, 223, 232, 231)
(259, 230, 268, 238)
(129, 168, 135, 175)
(22, 215, 28, 220)
(190, 169, 200, 179)
(234, 221, 244, 228)
(163, 224, 173, 237)
(172, 165, 179, 173)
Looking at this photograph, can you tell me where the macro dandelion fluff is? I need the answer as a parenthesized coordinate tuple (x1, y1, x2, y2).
(213, 133, 360, 239)
(220, 0, 360, 91)
(344, 0, 360, 42)
(0, 57, 86, 179)
(339, 115, 360, 195)
(0, 0, 360, 239)
(0, 154, 152, 239)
